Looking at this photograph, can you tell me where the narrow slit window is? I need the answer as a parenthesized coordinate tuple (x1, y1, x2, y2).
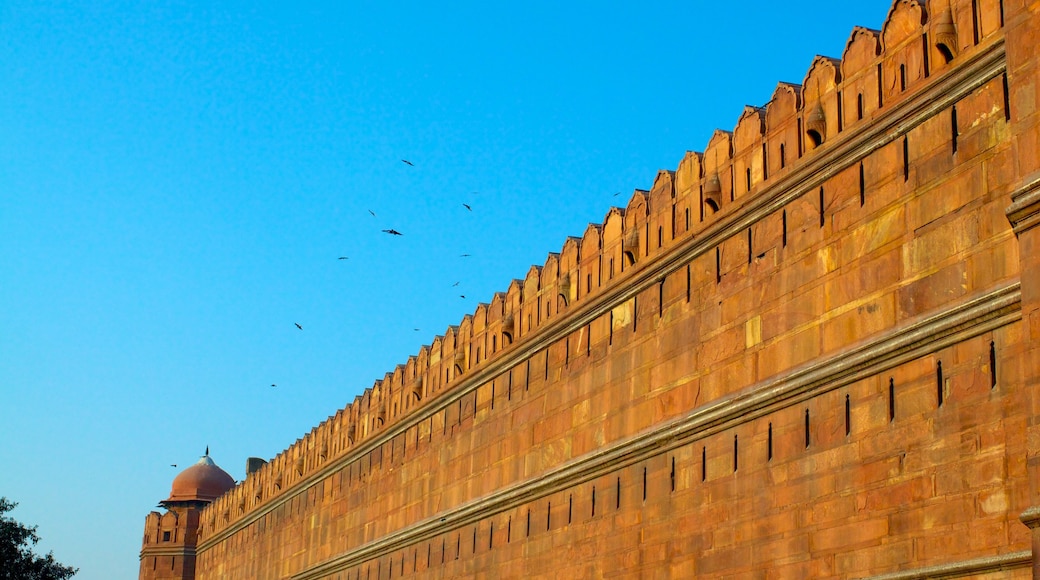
(616, 477, 621, 509)
(922, 35, 931, 77)
(546, 502, 551, 531)
(819, 187, 825, 227)
(729, 166, 735, 201)
(804, 409, 811, 448)
(937, 360, 945, 407)
(686, 265, 691, 302)
(642, 466, 647, 502)
(797, 118, 804, 155)
(889, 378, 895, 422)
(1003, 73, 1012, 122)
(845, 394, 851, 437)
(952, 105, 959, 154)
(633, 296, 638, 332)
(670, 457, 676, 492)
(780, 143, 786, 169)
(972, 0, 980, 44)
(837, 90, 844, 131)
(747, 228, 753, 264)
(699, 185, 705, 222)
(990, 341, 997, 388)
(857, 93, 864, 120)
(701, 446, 707, 481)
(568, 494, 573, 524)
(877, 64, 884, 108)
(899, 63, 907, 92)
(745, 167, 752, 193)
(591, 486, 596, 517)
(762, 143, 769, 180)
(733, 434, 738, 472)
(782, 209, 788, 247)
(859, 163, 865, 206)
(767, 422, 773, 461)
(715, 247, 721, 284)
(902, 137, 910, 182)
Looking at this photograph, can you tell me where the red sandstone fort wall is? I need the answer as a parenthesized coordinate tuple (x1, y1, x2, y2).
(185, 0, 1040, 577)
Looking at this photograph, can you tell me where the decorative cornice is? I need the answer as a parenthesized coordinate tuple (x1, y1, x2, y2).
(199, 36, 1009, 554)
(139, 545, 197, 560)
(291, 283, 1021, 579)
(857, 551, 1032, 579)
(1005, 172, 1040, 235)
(1019, 504, 1040, 529)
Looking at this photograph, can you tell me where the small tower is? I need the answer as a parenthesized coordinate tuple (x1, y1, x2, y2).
(139, 450, 235, 580)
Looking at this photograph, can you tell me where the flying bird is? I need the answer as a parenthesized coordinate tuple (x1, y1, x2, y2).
(460, 295, 466, 299)
(414, 328, 420, 331)
(460, 254, 471, 257)
(452, 281, 460, 287)
(170, 464, 177, 468)
(613, 192, 621, 197)
(401, 159, 414, 166)
(271, 384, 277, 387)
(382, 229, 403, 236)
(368, 210, 376, 217)
(338, 256, 349, 260)
(462, 203, 472, 211)
(295, 323, 303, 330)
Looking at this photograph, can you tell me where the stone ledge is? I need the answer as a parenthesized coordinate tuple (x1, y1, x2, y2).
(1006, 172, 1040, 235)
(857, 551, 1032, 579)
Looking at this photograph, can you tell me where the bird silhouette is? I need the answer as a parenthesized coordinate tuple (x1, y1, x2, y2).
(382, 229, 403, 236)
(271, 384, 277, 387)
(460, 295, 466, 299)
(460, 254, 471, 257)
(462, 203, 472, 211)
(613, 191, 621, 196)
(414, 328, 420, 331)
(170, 464, 177, 468)
(368, 209, 376, 217)
(338, 256, 349, 260)
(295, 323, 303, 330)
(401, 159, 414, 166)
(452, 281, 460, 287)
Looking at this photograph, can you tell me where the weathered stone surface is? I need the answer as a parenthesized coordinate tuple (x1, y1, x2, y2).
(139, 2, 1040, 579)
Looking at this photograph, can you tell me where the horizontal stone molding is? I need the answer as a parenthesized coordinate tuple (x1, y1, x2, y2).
(139, 546, 197, 560)
(1005, 171, 1040, 235)
(857, 550, 1032, 579)
(291, 282, 1022, 579)
(198, 34, 1010, 554)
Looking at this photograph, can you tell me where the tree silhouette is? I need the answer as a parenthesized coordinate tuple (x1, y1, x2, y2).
(0, 498, 77, 579)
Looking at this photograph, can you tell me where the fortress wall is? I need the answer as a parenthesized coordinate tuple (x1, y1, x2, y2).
(192, 1, 1039, 577)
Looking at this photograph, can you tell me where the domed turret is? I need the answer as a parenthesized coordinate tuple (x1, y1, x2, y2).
(159, 450, 236, 508)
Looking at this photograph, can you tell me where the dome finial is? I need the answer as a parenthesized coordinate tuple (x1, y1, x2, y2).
(205, 445, 209, 457)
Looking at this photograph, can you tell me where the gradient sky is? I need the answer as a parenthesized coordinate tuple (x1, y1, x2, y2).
(0, 2, 885, 578)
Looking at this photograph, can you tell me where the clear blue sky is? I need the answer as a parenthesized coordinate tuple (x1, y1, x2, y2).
(0, 2, 884, 578)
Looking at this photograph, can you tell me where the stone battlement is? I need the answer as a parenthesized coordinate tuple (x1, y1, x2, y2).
(161, 0, 1040, 577)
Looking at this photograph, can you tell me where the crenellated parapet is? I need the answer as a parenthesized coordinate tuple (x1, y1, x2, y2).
(197, 0, 1010, 547)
